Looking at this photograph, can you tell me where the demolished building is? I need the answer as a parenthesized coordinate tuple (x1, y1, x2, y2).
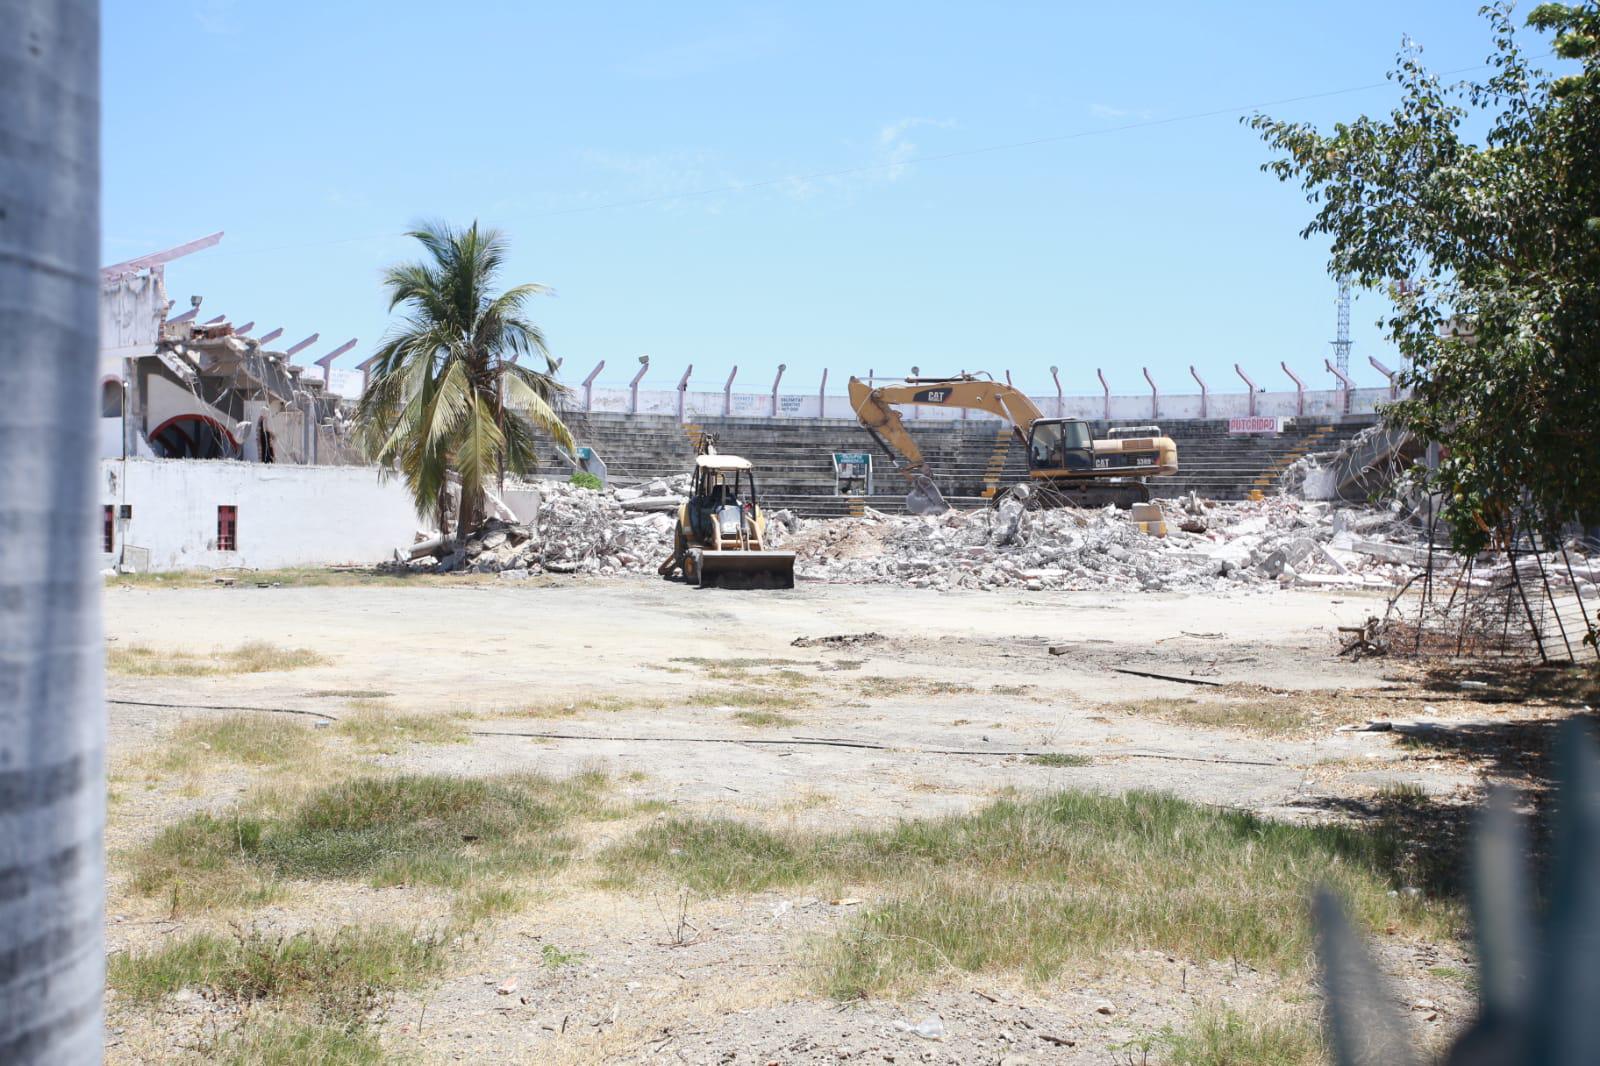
(99, 233, 362, 466)
(96, 235, 411, 572)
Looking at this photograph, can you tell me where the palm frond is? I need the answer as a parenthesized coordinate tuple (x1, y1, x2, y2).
(422, 358, 472, 453)
(503, 370, 575, 452)
(453, 392, 507, 501)
(500, 408, 545, 476)
(505, 361, 568, 404)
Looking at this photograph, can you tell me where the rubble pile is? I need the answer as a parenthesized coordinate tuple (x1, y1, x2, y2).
(1281, 422, 1418, 502)
(397, 475, 1597, 600)
(409, 475, 690, 578)
(783, 495, 1442, 593)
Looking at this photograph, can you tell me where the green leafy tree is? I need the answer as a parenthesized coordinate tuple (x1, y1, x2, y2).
(1249, 2, 1600, 554)
(356, 221, 574, 537)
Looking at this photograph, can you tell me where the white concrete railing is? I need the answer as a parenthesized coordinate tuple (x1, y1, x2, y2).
(568, 383, 1398, 422)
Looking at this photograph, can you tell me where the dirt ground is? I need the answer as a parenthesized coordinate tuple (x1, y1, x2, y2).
(103, 577, 1570, 1063)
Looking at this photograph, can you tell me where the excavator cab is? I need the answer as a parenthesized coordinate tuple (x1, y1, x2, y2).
(1026, 419, 1095, 473)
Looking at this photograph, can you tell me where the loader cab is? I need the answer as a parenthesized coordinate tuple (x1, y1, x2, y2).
(690, 456, 760, 544)
(1026, 419, 1095, 472)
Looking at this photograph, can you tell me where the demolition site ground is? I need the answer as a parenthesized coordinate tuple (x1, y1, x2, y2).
(100, 577, 1591, 1064)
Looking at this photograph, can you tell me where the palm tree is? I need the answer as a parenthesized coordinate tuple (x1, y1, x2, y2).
(356, 221, 575, 537)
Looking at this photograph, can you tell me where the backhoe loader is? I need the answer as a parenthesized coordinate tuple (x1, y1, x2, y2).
(848, 374, 1178, 512)
(657, 439, 796, 589)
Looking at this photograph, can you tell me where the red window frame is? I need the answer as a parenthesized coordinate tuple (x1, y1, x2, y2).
(217, 505, 237, 551)
(103, 505, 114, 553)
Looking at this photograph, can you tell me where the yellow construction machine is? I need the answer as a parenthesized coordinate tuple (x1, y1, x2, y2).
(658, 439, 796, 589)
(848, 373, 1178, 512)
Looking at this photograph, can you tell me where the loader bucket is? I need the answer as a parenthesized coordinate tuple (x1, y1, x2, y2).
(905, 474, 949, 515)
(691, 549, 796, 589)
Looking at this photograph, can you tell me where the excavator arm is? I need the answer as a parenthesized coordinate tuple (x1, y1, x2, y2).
(848, 375, 1046, 514)
(847, 374, 1178, 513)
(848, 375, 1043, 472)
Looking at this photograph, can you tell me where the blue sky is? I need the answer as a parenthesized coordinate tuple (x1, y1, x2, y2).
(103, 2, 1531, 395)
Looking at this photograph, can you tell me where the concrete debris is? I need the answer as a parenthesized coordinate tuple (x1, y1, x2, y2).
(781, 495, 1444, 592)
(389, 477, 1595, 599)
(1280, 422, 1418, 502)
(397, 473, 691, 577)
(619, 496, 684, 513)
(791, 632, 886, 648)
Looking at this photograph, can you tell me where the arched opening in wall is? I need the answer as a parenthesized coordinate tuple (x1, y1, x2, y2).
(101, 379, 123, 418)
(148, 415, 241, 460)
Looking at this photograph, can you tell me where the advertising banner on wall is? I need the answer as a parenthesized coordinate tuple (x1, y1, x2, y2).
(1228, 416, 1282, 434)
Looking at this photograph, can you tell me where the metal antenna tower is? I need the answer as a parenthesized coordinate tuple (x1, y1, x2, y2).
(1331, 278, 1352, 375)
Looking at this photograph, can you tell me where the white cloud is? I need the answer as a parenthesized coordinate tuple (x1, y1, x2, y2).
(566, 116, 957, 216)
(570, 148, 743, 214)
(875, 117, 957, 181)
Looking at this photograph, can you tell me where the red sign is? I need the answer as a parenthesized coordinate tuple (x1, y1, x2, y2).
(1228, 416, 1281, 435)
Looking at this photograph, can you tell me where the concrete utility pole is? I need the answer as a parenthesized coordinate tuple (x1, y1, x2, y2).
(0, 2, 105, 1062)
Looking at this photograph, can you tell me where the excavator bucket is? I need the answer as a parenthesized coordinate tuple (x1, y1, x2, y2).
(690, 549, 796, 589)
(905, 474, 949, 515)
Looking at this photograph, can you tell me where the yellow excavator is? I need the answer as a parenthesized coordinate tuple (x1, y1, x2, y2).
(657, 437, 796, 589)
(848, 374, 1178, 512)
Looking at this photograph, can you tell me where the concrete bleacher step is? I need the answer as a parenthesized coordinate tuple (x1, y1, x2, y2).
(543, 408, 1378, 510)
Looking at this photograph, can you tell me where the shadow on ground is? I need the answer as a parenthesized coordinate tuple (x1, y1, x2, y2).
(1293, 662, 1598, 904)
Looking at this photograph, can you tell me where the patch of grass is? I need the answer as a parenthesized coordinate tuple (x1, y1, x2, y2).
(505, 695, 665, 718)
(108, 925, 445, 1016)
(688, 688, 810, 711)
(209, 1014, 388, 1066)
(855, 675, 979, 699)
(540, 944, 587, 969)
(108, 641, 328, 677)
(607, 790, 1457, 997)
(732, 709, 800, 728)
(151, 714, 320, 774)
(669, 657, 796, 669)
(105, 567, 429, 589)
(1427, 964, 1477, 990)
(305, 689, 392, 699)
(1375, 780, 1429, 804)
(1026, 753, 1091, 768)
(129, 812, 282, 914)
(130, 772, 610, 909)
(333, 706, 466, 751)
(452, 882, 526, 924)
(990, 684, 1035, 696)
(256, 773, 606, 888)
(1114, 697, 1320, 737)
(1160, 1005, 1326, 1066)
(668, 657, 822, 688)
(782, 789, 835, 812)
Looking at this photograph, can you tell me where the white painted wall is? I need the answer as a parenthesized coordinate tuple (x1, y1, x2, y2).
(98, 459, 421, 572)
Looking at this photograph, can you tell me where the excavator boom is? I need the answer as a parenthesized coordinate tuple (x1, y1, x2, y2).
(847, 374, 1178, 511)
